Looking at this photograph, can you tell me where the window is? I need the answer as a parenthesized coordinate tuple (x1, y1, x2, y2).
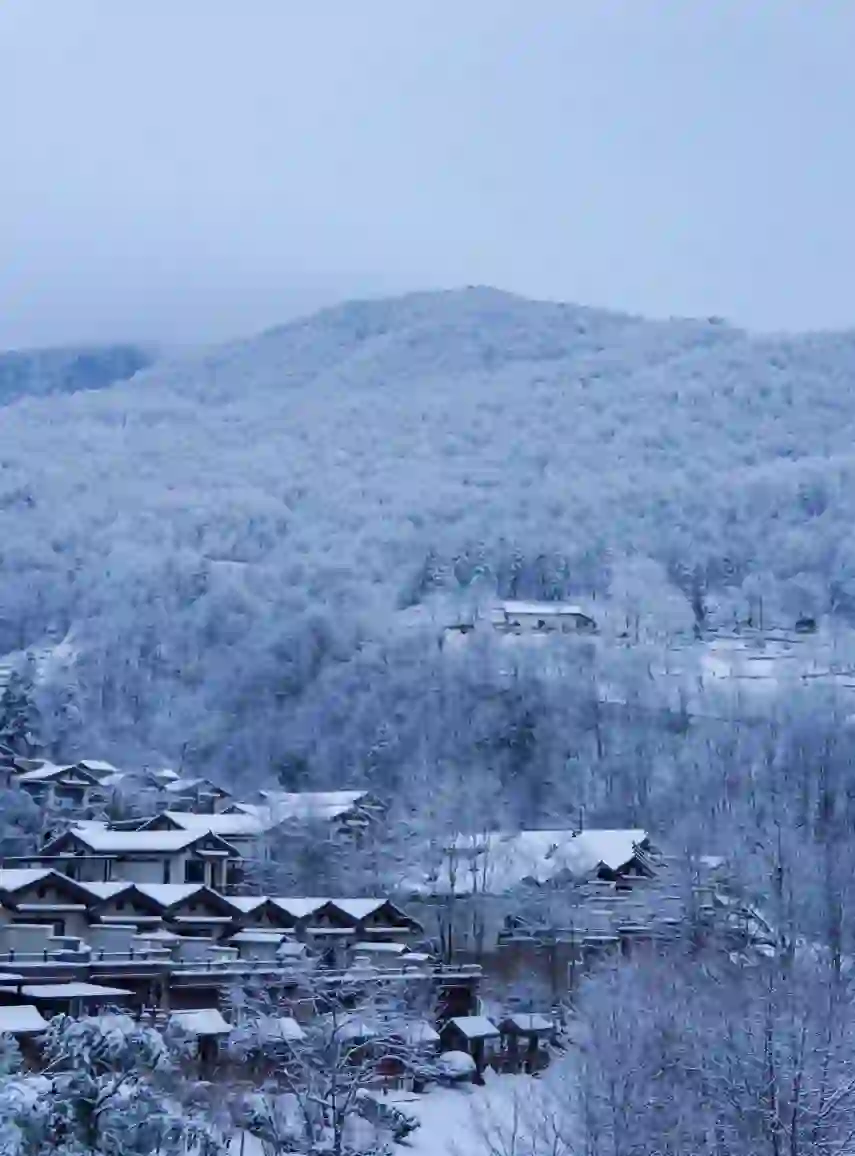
(184, 859, 205, 884)
(162, 860, 172, 884)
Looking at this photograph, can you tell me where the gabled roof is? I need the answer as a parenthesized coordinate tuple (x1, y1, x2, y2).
(79, 881, 135, 901)
(0, 868, 96, 906)
(134, 883, 241, 917)
(269, 898, 329, 921)
(16, 763, 98, 784)
(0, 869, 54, 894)
(225, 895, 269, 913)
(163, 777, 231, 797)
(157, 810, 268, 837)
(76, 759, 121, 776)
(43, 828, 240, 856)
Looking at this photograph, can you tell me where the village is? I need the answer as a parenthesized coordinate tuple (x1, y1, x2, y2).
(0, 749, 762, 1100)
(0, 602, 778, 1106)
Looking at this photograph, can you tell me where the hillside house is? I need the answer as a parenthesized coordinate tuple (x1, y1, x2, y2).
(491, 601, 597, 635)
(231, 790, 386, 836)
(29, 828, 241, 889)
(14, 763, 108, 812)
(135, 810, 271, 860)
(159, 776, 233, 813)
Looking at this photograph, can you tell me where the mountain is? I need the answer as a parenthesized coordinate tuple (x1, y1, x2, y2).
(0, 343, 155, 407)
(0, 286, 854, 775)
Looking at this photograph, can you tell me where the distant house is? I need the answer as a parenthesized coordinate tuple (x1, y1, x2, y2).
(159, 776, 233, 814)
(491, 601, 597, 635)
(228, 790, 386, 837)
(439, 1016, 500, 1074)
(428, 829, 655, 896)
(136, 810, 270, 859)
(31, 828, 241, 889)
(14, 763, 107, 811)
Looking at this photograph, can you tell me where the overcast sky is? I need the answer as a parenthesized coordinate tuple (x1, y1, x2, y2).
(1, 0, 854, 347)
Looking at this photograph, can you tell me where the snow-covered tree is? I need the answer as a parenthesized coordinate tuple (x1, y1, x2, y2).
(0, 656, 43, 758)
(228, 977, 429, 1156)
(0, 1014, 226, 1156)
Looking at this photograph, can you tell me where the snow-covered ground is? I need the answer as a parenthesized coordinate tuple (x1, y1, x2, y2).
(228, 1073, 540, 1156)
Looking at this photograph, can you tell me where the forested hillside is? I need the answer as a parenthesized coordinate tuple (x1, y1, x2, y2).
(0, 343, 155, 407)
(1, 287, 854, 789)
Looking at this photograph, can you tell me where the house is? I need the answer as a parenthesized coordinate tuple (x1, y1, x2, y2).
(439, 1016, 500, 1075)
(160, 777, 233, 814)
(269, 898, 422, 966)
(499, 1013, 554, 1072)
(31, 828, 241, 889)
(0, 868, 98, 939)
(132, 884, 243, 938)
(13, 763, 107, 812)
(491, 601, 597, 635)
(137, 810, 272, 860)
(429, 829, 655, 896)
(233, 790, 386, 835)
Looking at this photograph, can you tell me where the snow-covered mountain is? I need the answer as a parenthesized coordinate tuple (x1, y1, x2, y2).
(0, 343, 155, 407)
(1, 287, 854, 770)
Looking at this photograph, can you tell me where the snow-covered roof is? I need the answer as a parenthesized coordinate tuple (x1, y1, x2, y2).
(257, 790, 369, 822)
(496, 601, 593, 618)
(229, 930, 286, 944)
(21, 982, 132, 1000)
(333, 898, 387, 920)
(429, 828, 649, 894)
(563, 830, 649, 875)
(396, 1019, 440, 1045)
(0, 869, 53, 893)
(79, 881, 134, 900)
(77, 760, 120, 774)
(503, 1013, 553, 1033)
(15, 763, 79, 782)
(448, 1016, 500, 1039)
(171, 1008, 232, 1036)
(161, 810, 267, 836)
(253, 1015, 305, 1042)
(164, 777, 229, 795)
(0, 1005, 49, 1034)
(270, 897, 329, 919)
(134, 883, 207, 908)
(65, 829, 228, 853)
(225, 895, 269, 913)
(352, 941, 407, 954)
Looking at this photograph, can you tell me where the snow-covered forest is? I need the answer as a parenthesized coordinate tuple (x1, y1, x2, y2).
(2, 288, 855, 782)
(4, 277, 855, 1156)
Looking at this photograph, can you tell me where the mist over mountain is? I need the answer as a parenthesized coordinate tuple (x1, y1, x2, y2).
(0, 343, 155, 407)
(1, 287, 854, 779)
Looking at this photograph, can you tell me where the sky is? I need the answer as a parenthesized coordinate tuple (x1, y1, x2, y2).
(1, 0, 854, 347)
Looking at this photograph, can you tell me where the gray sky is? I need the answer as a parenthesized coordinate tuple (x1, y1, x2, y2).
(2, 0, 854, 347)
